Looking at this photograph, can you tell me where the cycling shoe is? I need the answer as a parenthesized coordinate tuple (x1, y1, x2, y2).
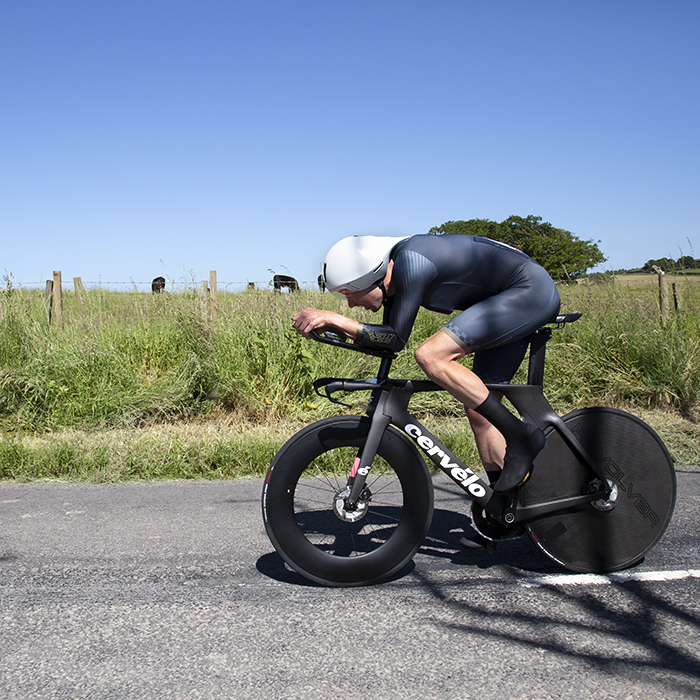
(493, 426, 546, 494)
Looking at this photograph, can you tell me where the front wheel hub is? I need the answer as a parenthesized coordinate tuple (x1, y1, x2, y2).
(333, 486, 370, 523)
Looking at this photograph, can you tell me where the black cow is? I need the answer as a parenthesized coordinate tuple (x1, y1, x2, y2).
(273, 274, 299, 292)
(151, 276, 166, 293)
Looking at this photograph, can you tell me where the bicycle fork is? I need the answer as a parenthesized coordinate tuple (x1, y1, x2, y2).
(343, 409, 391, 510)
(342, 384, 500, 515)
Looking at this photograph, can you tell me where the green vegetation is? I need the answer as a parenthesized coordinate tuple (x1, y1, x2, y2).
(640, 255, 700, 274)
(1, 276, 700, 481)
(428, 215, 606, 280)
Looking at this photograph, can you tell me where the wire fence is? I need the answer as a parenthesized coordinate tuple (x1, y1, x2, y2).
(5, 276, 325, 294)
(8, 270, 328, 327)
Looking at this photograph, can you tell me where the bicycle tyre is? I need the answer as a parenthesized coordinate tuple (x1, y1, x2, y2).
(262, 415, 434, 587)
(521, 407, 676, 573)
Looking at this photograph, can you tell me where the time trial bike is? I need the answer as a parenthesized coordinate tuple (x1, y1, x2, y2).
(262, 313, 676, 587)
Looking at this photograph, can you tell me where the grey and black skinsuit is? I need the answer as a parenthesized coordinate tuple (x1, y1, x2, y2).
(356, 234, 561, 384)
(352, 233, 560, 493)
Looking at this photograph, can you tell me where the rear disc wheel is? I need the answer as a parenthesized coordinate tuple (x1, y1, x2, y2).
(520, 407, 676, 573)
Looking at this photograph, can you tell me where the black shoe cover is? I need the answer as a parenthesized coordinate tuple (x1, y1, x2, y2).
(493, 426, 546, 494)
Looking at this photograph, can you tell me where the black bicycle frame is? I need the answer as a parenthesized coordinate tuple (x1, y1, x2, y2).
(317, 378, 607, 525)
(311, 321, 610, 525)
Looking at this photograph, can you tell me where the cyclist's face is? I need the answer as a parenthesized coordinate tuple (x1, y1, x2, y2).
(342, 286, 383, 312)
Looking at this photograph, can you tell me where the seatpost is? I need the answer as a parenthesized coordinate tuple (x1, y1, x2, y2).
(526, 328, 552, 386)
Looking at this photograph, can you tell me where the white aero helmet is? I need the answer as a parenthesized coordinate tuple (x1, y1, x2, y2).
(323, 235, 409, 296)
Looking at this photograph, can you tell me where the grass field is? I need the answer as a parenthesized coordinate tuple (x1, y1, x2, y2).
(2, 274, 700, 480)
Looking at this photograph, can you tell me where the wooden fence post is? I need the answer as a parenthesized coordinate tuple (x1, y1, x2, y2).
(199, 280, 209, 318)
(52, 271, 63, 326)
(73, 277, 84, 315)
(45, 280, 53, 324)
(658, 273, 670, 324)
(658, 274, 680, 324)
(672, 282, 681, 313)
(209, 270, 218, 321)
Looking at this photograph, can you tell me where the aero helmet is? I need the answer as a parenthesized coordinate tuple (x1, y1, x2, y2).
(323, 235, 409, 296)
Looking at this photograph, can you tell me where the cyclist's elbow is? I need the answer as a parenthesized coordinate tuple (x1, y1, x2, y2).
(357, 325, 405, 353)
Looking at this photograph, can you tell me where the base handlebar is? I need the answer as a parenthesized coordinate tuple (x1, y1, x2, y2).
(310, 331, 397, 360)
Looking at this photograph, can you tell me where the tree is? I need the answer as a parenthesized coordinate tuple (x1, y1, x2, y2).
(643, 258, 675, 273)
(428, 215, 606, 280)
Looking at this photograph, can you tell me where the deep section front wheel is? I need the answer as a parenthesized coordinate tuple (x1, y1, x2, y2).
(262, 415, 433, 587)
(520, 407, 676, 573)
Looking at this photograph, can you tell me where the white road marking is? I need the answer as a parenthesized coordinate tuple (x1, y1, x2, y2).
(520, 569, 700, 587)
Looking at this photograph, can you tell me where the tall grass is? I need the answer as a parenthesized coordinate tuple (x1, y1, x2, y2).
(545, 278, 700, 418)
(2, 276, 700, 479)
(2, 278, 700, 432)
(0, 287, 420, 431)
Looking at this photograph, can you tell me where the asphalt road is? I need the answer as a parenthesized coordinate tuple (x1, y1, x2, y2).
(1, 469, 699, 700)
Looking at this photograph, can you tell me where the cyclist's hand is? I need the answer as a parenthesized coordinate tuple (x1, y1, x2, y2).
(293, 308, 359, 341)
(292, 308, 333, 338)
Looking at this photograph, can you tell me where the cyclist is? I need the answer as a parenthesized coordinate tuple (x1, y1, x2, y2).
(292, 234, 560, 495)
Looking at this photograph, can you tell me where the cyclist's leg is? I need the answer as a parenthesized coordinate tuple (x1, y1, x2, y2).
(416, 334, 531, 548)
(417, 277, 558, 493)
(467, 340, 530, 481)
(416, 331, 541, 493)
(465, 405, 505, 482)
(414, 330, 488, 407)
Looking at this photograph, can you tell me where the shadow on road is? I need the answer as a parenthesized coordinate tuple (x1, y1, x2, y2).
(411, 560, 700, 698)
(255, 504, 561, 587)
(256, 551, 416, 586)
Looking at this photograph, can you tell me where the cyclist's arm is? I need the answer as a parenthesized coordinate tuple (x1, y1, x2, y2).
(356, 249, 437, 352)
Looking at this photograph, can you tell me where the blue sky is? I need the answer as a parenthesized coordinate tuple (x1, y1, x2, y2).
(1, 0, 699, 290)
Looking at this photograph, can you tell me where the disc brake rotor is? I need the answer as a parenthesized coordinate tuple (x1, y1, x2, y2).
(333, 486, 371, 523)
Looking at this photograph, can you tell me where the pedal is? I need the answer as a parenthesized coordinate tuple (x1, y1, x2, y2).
(459, 534, 497, 555)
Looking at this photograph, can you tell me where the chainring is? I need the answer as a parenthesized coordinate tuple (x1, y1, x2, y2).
(471, 500, 526, 542)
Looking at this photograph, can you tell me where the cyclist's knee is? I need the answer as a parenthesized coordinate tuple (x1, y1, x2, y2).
(414, 343, 432, 375)
(415, 340, 444, 379)
(415, 332, 464, 378)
